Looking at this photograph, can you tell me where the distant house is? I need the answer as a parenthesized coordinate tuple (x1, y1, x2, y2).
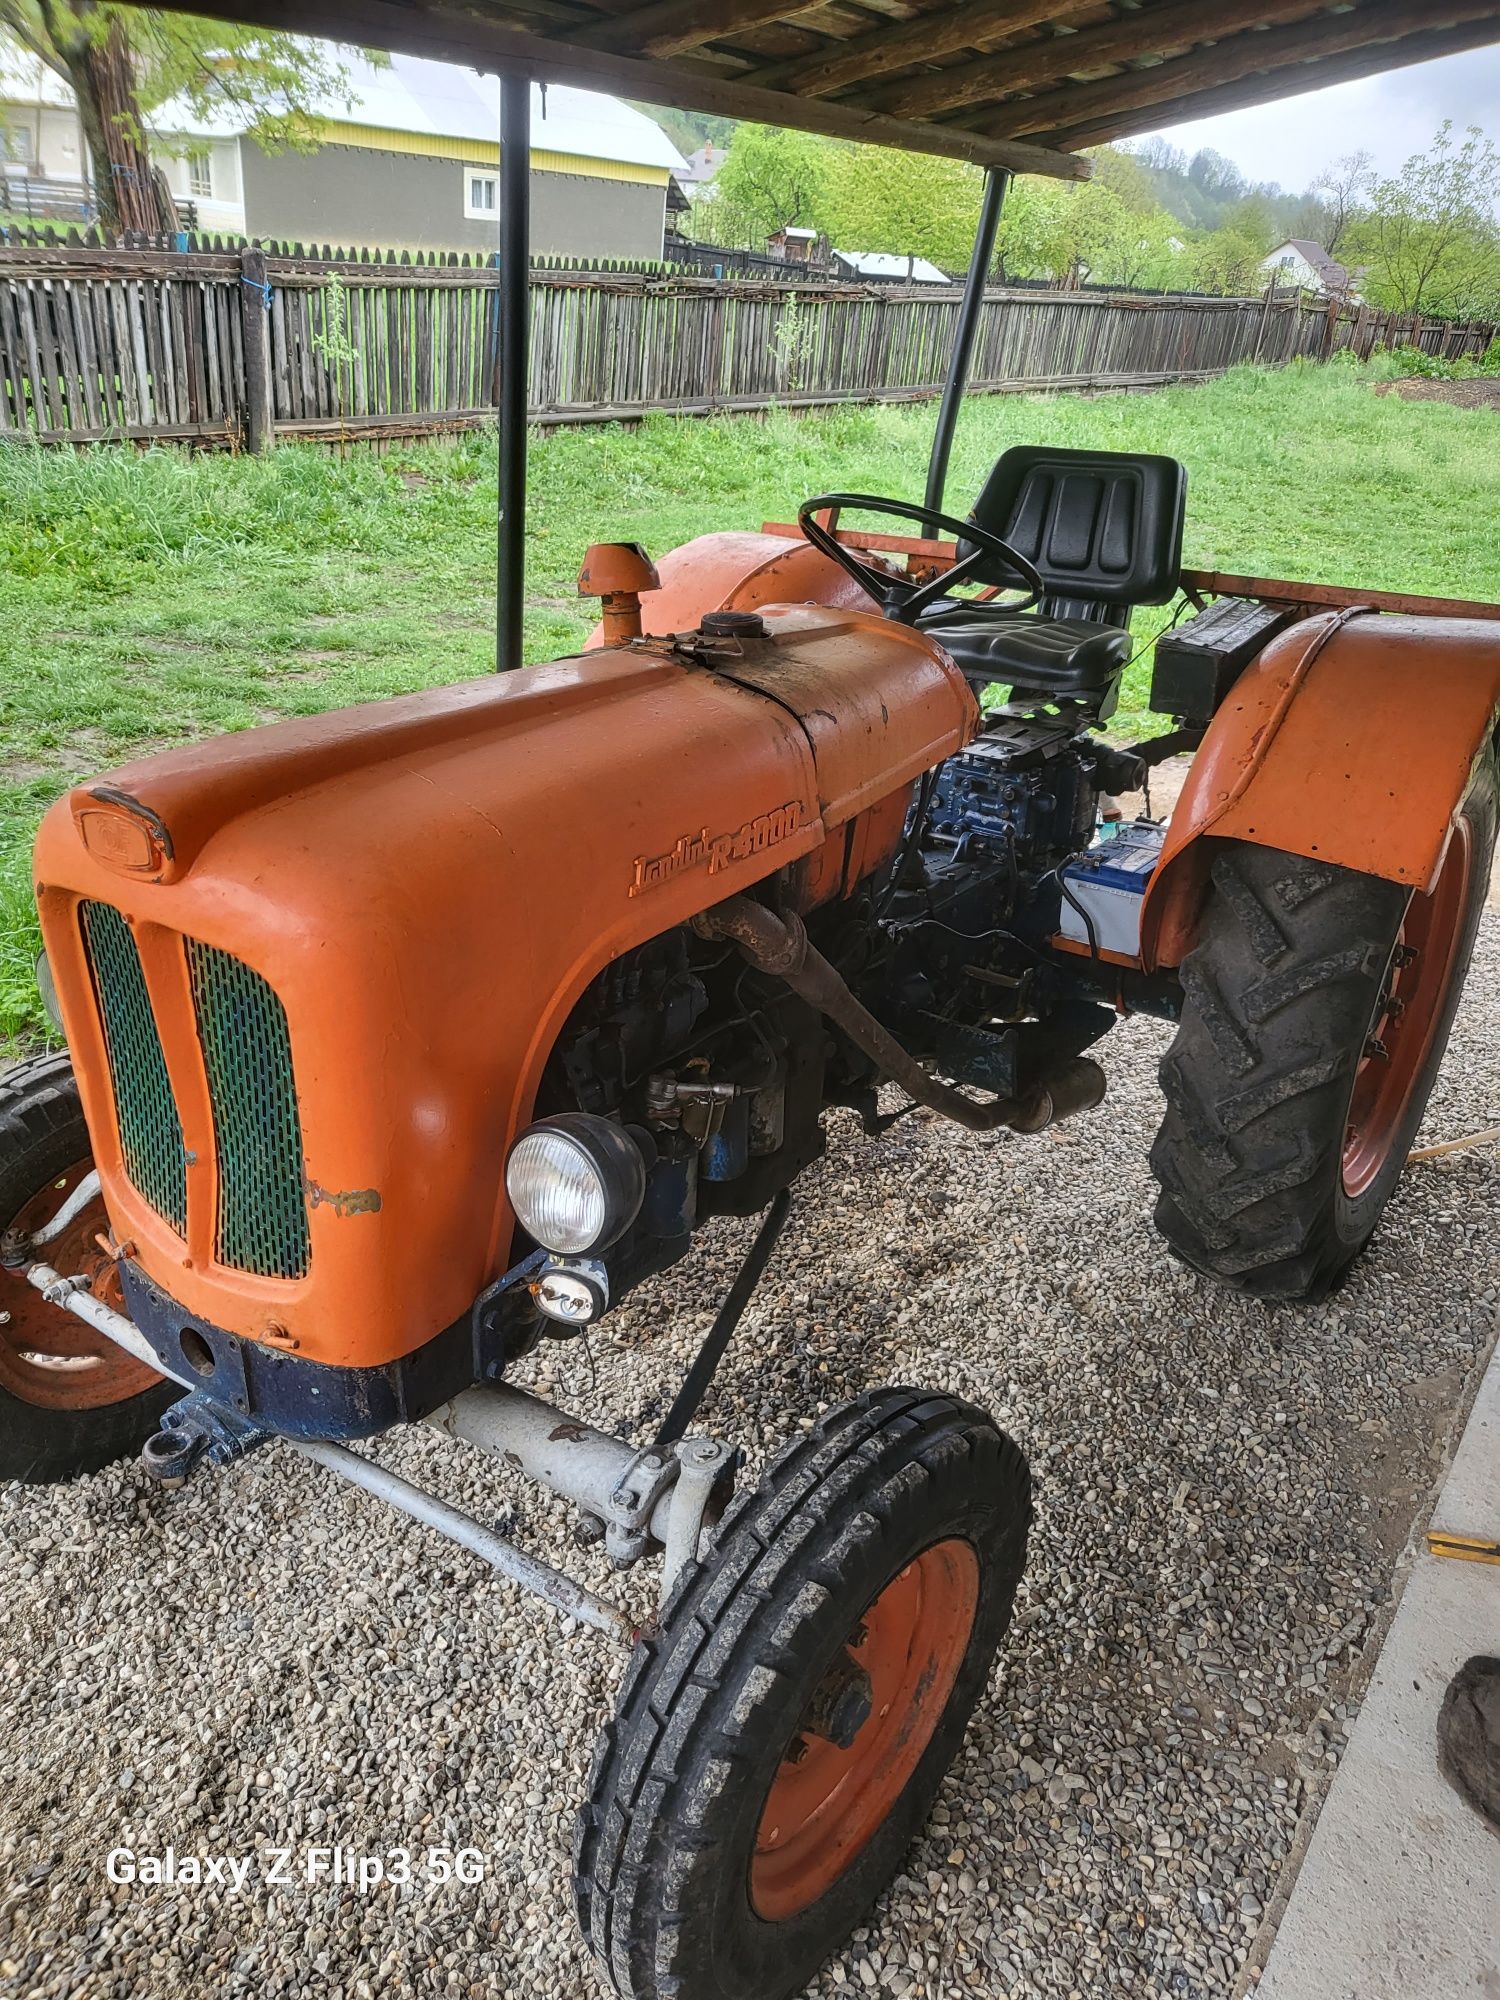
(1261, 238, 1358, 299)
(0, 46, 687, 258)
(832, 248, 950, 284)
(679, 141, 726, 193)
(0, 46, 93, 210)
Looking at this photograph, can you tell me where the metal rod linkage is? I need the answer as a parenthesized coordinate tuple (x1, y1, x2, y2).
(295, 1438, 636, 1643)
(649, 1188, 792, 1456)
(22, 1263, 637, 1643)
(924, 165, 1010, 516)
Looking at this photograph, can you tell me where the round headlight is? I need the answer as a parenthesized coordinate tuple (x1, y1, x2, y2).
(505, 1113, 647, 1257)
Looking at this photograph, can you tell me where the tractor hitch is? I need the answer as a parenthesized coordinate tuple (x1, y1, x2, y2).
(140, 1391, 273, 1487)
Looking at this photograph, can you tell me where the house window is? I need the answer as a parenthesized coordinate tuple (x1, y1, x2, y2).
(186, 149, 213, 199)
(465, 171, 498, 220)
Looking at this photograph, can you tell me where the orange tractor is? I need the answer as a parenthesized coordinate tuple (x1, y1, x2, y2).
(5, 7, 1500, 1999)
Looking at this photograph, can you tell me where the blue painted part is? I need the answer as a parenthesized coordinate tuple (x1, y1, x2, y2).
(701, 1096, 750, 1182)
(119, 1259, 474, 1442)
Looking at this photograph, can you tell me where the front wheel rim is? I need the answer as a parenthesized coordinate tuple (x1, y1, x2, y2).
(1342, 821, 1474, 1199)
(0, 1157, 158, 1410)
(750, 1537, 979, 1922)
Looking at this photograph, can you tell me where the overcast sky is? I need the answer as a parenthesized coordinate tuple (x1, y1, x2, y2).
(1143, 45, 1500, 194)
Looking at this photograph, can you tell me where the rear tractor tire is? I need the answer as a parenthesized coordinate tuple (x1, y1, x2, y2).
(1151, 754, 1496, 1301)
(574, 1387, 1031, 2000)
(0, 1053, 172, 1483)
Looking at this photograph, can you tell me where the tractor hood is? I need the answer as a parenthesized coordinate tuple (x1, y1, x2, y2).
(35, 604, 975, 1373)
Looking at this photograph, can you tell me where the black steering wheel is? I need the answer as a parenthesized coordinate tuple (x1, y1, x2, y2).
(796, 492, 1045, 627)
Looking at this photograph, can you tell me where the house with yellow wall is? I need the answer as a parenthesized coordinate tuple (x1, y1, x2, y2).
(2, 44, 686, 258)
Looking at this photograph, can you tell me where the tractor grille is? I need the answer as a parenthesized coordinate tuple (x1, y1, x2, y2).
(81, 900, 188, 1235)
(187, 940, 311, 1280)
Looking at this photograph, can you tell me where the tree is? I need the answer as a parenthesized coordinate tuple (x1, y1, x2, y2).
(0, 10, 368, 233)
(696, 122, 837, 246)
(1187, 229, 1266, 297)
(1087, 207, 1186, 291)
(998, 178, 1148, 289)
(822, 144, 980, 272)
(1350, 123, 1500, 319)
(1309, 149, 1373, 258)
(1187, 148, 1247, 205)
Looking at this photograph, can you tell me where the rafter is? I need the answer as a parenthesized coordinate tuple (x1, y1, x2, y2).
(744, 0, 1099, 100)
(574, 0, 823, 59)
(1034, 11, 1500, 150)
(980, 0, 1500, 139)
(858, 0, 1329, 121)
(144, 0, 1093, 175)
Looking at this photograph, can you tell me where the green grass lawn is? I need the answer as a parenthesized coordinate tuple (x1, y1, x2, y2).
(4, 357, 1499, 1050)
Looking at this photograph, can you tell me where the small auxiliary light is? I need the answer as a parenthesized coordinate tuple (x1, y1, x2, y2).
(533, 1259, 609, 1327)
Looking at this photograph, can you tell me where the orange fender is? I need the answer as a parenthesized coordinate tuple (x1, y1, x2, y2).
(586, 530, 876, 647)
(1142, 610, 1500, 969)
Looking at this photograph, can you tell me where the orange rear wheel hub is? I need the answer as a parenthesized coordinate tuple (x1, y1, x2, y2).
(751, 1537, 979, 1921)
(0, 1157, 158, 1411)
(1343, 822, 1473, 1199)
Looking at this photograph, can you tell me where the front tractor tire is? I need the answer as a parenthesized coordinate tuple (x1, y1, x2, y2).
(0, 1053, 172, 1483)
(1151, 754, 1497, 1301)
(575, 1388, 1030, 2000)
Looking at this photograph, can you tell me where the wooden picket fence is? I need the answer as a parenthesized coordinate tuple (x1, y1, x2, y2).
(0, 234, 1494, 449)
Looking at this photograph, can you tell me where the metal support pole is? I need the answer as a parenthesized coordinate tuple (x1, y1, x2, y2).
(923, 166, 1010, 516)
(497, 72, 531, 671)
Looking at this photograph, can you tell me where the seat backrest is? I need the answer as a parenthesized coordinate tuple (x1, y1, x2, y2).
(963, 445, 1186, 618)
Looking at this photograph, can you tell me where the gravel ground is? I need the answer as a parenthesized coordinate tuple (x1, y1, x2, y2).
(3, 917, 1498, 2000)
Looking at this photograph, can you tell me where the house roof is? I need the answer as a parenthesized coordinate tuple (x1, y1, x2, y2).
(0, 44, 75, 110)
(834, 249, 951, 284)
(151, 49, 687, 173)
(1266, 238, 1352, 289)
(680, 142, 724, 185)
(115, 2, 1500, 183)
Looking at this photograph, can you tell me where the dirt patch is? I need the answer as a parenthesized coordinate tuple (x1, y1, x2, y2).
(1374, 377, 1500, 411)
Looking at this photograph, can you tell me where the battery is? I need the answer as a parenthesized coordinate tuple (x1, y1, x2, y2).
(1059, 819, 1167, 957)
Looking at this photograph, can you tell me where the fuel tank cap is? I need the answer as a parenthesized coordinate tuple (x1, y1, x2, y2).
(699, 610, 768, 639)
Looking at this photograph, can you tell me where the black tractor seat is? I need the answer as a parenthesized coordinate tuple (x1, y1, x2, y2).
(916, 444, 1186, 711)
(925, 611, 1132, 698)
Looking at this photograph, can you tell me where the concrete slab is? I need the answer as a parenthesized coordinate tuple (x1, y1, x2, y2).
(1255, 1331, 1500, 2000)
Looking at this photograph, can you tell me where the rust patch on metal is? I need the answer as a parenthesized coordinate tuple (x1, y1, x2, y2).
(303, 1177, 382, 1217)
(549, 1421, 589, 1443)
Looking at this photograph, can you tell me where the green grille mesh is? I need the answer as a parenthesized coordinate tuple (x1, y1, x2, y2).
(187, 940, 311, 1280)
(81, 901, 188, 1235)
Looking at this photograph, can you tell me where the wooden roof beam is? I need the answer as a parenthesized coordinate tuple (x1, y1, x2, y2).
(1033, 12, 1500, 149)
(145, 0, 1093, 176)
(859, 0, 1331, 120)
(744, 0, 1100, 99)
(574, 0, 823, 59)
(979, 0, 1500, 138)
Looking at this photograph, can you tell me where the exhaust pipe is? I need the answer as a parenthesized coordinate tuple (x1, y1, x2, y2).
(691, 896, 1105, 1135)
